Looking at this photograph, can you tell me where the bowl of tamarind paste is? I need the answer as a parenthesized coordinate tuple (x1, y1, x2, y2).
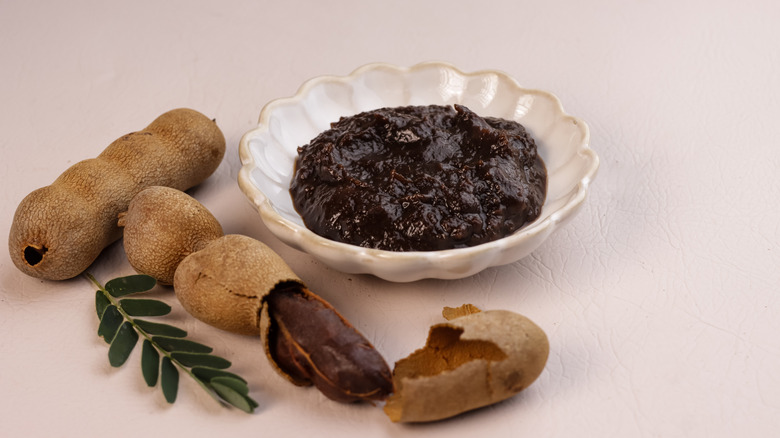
(239, 62, 599, 282)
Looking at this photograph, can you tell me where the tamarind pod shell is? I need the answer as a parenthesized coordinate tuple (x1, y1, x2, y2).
(384, 305, 549, 423)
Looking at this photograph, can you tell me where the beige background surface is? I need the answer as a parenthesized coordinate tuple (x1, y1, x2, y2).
(2, 0, 779, 437)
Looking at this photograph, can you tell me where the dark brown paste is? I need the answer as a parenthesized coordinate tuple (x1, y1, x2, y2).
(289, 104, 547, 252)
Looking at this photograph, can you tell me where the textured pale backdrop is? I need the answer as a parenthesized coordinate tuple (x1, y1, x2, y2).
(1, 0, 778, 437)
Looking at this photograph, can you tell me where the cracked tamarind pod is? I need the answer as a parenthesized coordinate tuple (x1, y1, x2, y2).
(174, 234, 394, 403)
(8, 108, 226, 280)
(383, 304, 549, 423)
(119, 187, 393, 403)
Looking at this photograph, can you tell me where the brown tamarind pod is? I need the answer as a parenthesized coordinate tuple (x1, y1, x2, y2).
(118, 186, 223, 285)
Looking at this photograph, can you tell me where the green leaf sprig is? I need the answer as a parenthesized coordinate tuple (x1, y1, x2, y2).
(87, 273, 258, 413)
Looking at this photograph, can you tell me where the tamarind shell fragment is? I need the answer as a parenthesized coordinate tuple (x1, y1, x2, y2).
(383, 304, 549, 423)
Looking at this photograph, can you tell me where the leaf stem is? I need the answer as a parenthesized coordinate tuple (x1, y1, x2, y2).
(85, 272, 102, 291)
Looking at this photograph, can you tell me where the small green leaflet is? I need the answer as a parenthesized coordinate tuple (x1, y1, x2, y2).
(192, 366, 247, 384)
(153, 336, 213, 354)
(105, 275, 156, 297)
(120, 299, 171, 317)
(97, 305, 123, 343)
(161, 357, 179, 403)
(87, 273, 258, 413)
(211, 379, 254, 413)
(171, 352, 231, 369)
(212, 376, 250, 395)
(108, 322, 139, 367)
(134, 319, 187, 338)
(141, 340, 160, 386)
(96, 292, 111, 318)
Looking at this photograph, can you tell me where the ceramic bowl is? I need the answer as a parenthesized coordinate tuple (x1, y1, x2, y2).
(238, 62, 598, 282)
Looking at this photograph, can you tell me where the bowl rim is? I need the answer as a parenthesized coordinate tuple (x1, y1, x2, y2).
(238, 61, 599, 277)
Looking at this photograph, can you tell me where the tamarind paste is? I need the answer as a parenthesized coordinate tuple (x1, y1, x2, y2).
(289, 104, 546, 252)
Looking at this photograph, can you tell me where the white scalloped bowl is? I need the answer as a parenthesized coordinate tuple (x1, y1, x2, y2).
(238, 62, 598, 282)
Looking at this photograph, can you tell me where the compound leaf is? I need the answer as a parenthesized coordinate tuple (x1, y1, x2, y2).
(89, 274, 256, 413)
